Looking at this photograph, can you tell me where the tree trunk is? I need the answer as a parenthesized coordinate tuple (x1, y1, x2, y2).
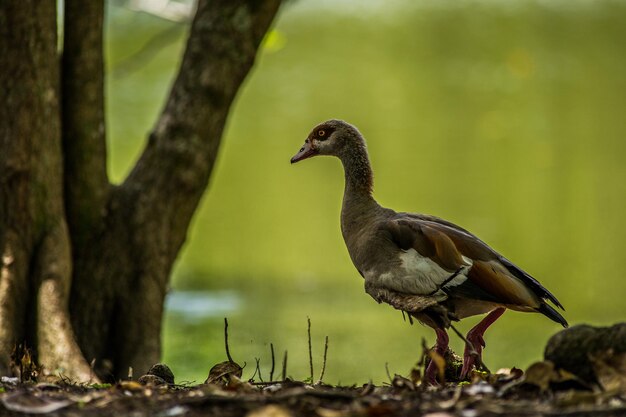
(0, 0, 95, 381)
(0, 0, 281, 381)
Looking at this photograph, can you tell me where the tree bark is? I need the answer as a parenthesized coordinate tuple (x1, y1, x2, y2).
(62, 0, 110, 247)
(0, 0, 282, 381)
(0, 0, 94, 381)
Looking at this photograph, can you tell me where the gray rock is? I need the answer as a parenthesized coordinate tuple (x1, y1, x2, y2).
(544, 323, 626, 383)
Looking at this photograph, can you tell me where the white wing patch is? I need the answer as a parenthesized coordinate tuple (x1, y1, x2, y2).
(368, 248, 472, 299)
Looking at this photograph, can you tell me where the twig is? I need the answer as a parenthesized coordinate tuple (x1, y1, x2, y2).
(361, 380, 375, 396)
(269, 343, 276, 382)
(307, 317, 314, 382)
(318, 335, 329, 383)
(420, 337, 429, 368)
(249, 361, 259, 381)
(224, 317, 234, 363)
(254, 358, 263, 382)
(384, 362, 392, 384)
(449, 324, 490, 373)
(250, 380, 289, 386)
(282, 350, 288, 381)
(439, 385, 463, 409)
(90, 358, 96, 383)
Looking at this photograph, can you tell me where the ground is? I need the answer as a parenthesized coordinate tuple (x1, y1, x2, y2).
(2, 324, 625, 416)
(1, 364, 624, 417)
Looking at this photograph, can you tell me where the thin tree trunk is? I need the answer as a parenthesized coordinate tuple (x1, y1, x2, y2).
(62, 0, 110, 247)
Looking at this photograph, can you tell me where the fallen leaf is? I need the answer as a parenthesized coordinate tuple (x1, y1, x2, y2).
(316, 407, 348, 417)
(465, 382, 495, 396)
(409, 366, 421, 384)
(590, 349, 626, 394)
(246, 404, 292, 417)
(0, 392, 73, 414)
(428, 350, 446, 383)
(138, 374, 167, 386)
(205, 360, 243, 386)
(554, 390, 600, 407)
(522, 361, 555, 391)
(391, 374, 416, 391)
(117, 380, 144, 391)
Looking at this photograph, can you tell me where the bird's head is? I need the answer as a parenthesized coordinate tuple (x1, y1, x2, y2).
(290, 119, 363, 164)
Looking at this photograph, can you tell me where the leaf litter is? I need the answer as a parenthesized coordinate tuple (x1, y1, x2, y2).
(1, 320, 625, 416)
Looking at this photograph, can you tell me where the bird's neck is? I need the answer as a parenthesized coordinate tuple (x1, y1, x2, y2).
(339, 146, 380, 243)
(339, 144, 374, 197)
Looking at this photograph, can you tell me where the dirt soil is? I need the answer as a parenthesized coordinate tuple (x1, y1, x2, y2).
(1, 369, 625, 417)
(2, 323, 625, 416)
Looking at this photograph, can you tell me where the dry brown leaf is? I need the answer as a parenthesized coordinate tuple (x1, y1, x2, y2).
(117, 380, 144, 391)
(205, 360, 243, 385)
(0, 392, 73, 414)
(391, 374, 416, 391)
(554, 390, 601, 407)
(522, 361, 555, 391)
(409, 366, 421, 384)
(428, 350, 446, 383)
(246, 404, 292, 417)
(590, 349, 626, 393)
(316, 407, 349, 417)
(225, 374, 255, 391)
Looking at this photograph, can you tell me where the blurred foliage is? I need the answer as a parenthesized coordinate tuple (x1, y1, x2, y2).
(104, 0, 626, 384)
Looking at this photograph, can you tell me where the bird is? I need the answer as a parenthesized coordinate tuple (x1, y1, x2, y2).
(290, 119, 567, 384)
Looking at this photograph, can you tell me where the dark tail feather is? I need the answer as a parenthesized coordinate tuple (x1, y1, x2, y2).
(536, 303, 568, 328)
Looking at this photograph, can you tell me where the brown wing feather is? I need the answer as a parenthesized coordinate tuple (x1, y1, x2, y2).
(387, 219, 468, 271)
(385, 215, 567, 325)
(420, 225, 470, 271)
(467, 260, 540, 308)
(386, 217, 539, 309)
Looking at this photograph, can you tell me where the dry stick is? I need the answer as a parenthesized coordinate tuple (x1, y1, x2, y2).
(318, 335, 329, 383)
(449, 324, 490, 373)
(249, 361, 259, 381)
(224, 317, 234, 363)
(384, 362, 393, 384)
(282, 350, 288, 380)
(420, 337, 429, 368)
(307, 317, 314, 382)
(251, 380, 288, 386)
(254, 358, 263, 382)
(269, 343, 276, 382)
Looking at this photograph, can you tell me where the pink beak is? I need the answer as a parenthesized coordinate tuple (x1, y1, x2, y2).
(290, 141, 317, 163)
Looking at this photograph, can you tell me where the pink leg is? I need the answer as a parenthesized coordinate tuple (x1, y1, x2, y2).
(424, 328, 449, 385)
(460, 307, 506, 379)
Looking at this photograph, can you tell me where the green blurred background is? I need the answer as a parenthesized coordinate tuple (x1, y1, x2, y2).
(105, 0, 626, 384)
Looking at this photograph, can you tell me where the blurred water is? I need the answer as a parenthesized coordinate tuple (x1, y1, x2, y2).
(106, 0, 626, 384)
(164, 291, 240, 322)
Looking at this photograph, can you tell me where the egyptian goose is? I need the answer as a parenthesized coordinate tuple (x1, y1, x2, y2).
(290, 119, 567, 383)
